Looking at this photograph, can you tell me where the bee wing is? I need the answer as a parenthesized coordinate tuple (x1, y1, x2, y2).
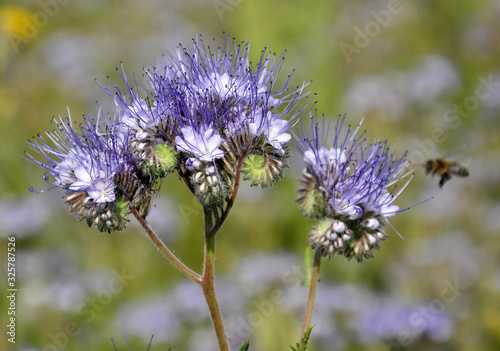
(443, 145, 473, 167)
(449, 162, 470, 177)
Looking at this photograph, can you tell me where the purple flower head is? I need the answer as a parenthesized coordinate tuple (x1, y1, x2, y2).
(297, 114, 413, 261)
(175, 125, 224, 162)
(166, 34, 283, 109)
(26, 113, 126, 200)
(99, 34, 313, 204)
(147, 34, 312, 151)
(26, 111, 153, 232)
(248, 109, 293, 150)
(115, 98, 160, 141)
(158, 36, 309, 144)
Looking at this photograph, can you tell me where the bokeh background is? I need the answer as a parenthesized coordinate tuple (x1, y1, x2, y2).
(1, 0, 499, 350)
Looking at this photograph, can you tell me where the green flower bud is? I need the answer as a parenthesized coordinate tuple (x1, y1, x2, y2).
(241, 148, 288, 188)
(139, 143, 177, 179)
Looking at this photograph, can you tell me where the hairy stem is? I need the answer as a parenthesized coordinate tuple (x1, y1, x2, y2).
(198, 147, 251, 348)
(131, 206, 202, 284)
(201, 206, 230, 351)
(301, 250, 322, 338)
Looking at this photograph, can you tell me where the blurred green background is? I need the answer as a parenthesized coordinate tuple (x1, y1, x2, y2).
(1, 0, 499, 350)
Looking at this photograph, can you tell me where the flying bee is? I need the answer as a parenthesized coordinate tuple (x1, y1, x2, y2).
(425, 158, 469, 188)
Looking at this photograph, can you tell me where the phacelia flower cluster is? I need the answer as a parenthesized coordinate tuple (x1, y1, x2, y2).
(103, 34, 312, 206)
(26, 34, 312, 232)
(25, 113, 153, 233)
(297, 115, 412, 261)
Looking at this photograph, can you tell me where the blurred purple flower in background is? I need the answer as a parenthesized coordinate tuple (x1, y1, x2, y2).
(235, 252, 299, 296)
(112, 251, 456, 349)
(115, 295, 180, 344)
(0, 195, 53, 238)
(356, 302, 454, 345)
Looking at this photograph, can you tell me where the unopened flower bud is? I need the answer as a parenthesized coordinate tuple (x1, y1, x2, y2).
(186, 158, 202, 171)
(139, 143, 177, 179)
(241, 147, 289, 188)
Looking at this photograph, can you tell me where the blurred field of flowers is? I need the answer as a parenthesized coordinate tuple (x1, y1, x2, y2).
(1, 0, 500, 350)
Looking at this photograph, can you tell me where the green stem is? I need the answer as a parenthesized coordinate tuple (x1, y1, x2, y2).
(130, 206, 202, 284)
(134, 148, 249, 350)
(201, 206, 230, 351)
(301, 250, 322, 338)
(197, 148, 250, 349)
(132, 204, 229, 349)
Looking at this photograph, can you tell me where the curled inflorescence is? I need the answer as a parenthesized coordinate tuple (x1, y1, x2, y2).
(26, 34, 313, 232)
(296, 115, 413, 261)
